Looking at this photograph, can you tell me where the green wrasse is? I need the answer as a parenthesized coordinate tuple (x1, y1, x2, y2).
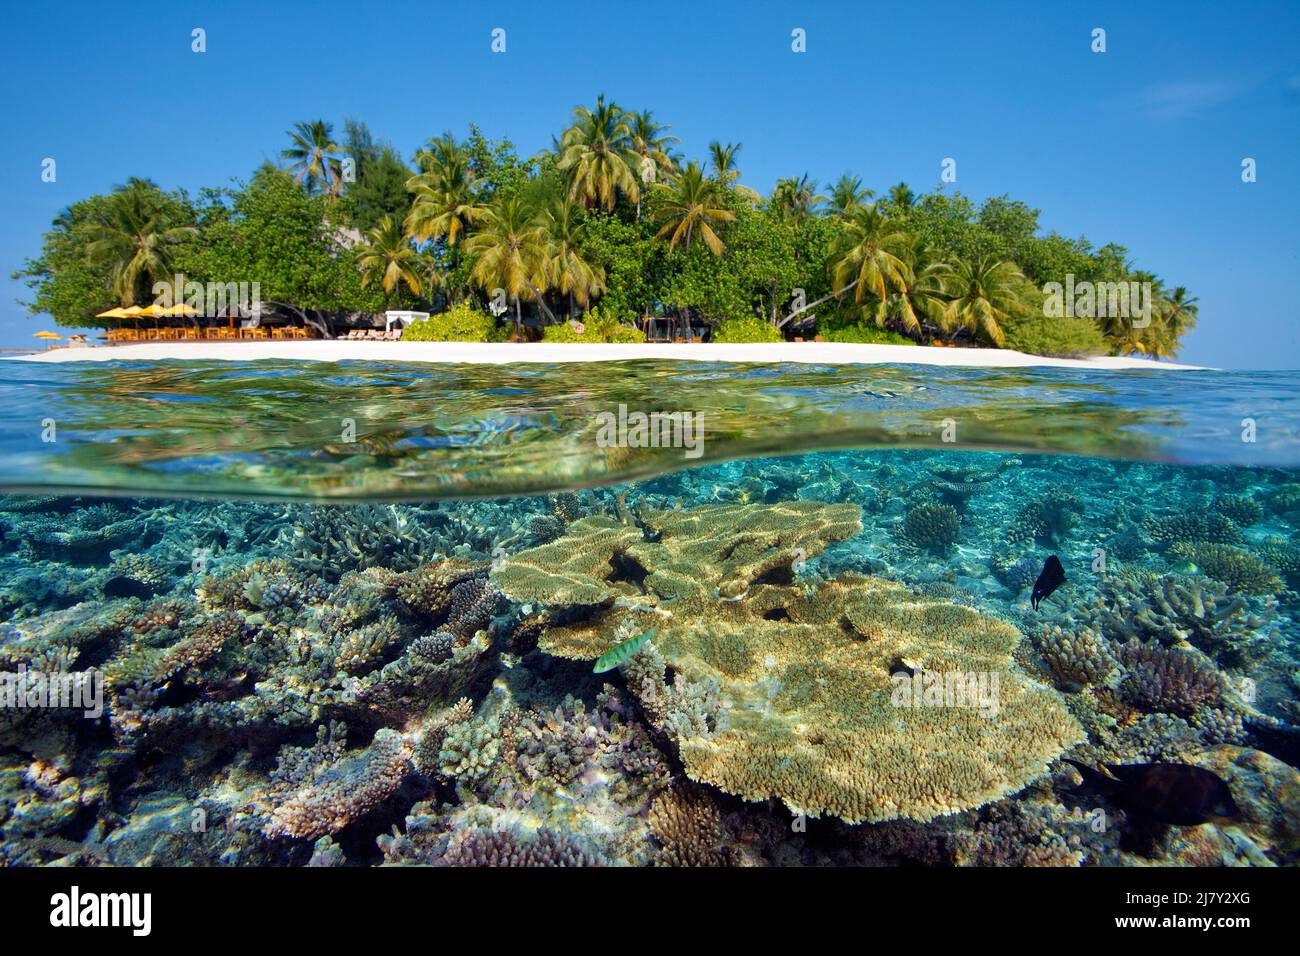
(593, 629, 656, 673)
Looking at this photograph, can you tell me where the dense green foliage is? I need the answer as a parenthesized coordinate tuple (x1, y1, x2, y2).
(14, 107, 1197, 357)
(540, 307, 645, 343)
(711, 316, 784, 343)
(401, 302, 500, 342)
(1001, 314, 1108, 358)
(822, 325, 916, 345)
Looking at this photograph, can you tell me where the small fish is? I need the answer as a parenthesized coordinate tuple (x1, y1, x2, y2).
(1031, 555, 1065, 611)
(593, 628, 656, 673)
(1064, 759, 1240, 827)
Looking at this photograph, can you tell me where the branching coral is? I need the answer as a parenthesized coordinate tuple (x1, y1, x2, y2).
(1081, 570, 1275, 664)
(283, 505, 440, 578)
(1037, 625, 1119, 688)
(264, 723, 411, 839)
(1117, 640, 1229, 716)
(1168, 543, 1281, 595)
(898, 502, 961, 554)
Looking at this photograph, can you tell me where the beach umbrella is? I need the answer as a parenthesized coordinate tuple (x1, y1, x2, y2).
(33, 331, 62, 339)
(96, 307, 131, 319)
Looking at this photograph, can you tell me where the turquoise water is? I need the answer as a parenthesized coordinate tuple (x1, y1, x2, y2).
(1, 359, 1298, 866)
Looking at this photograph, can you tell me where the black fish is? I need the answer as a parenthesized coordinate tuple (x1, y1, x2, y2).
(1064, 759, 1240, 827)
(1030, 555, 1065, 611)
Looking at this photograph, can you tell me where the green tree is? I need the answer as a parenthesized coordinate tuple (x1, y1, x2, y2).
(650, 161, 736, 256)
(357, 215, 423, 305)
(829, 203, 913, 327)
(542, 197, 605, 316)
(465, 195, 553, 331)
(282, 120, 344, 197)
(182, 167, 382, 337)
(84, 179, 198, 305)
(556, 95, 640, 211)
(405, 133, 484, 247)
(826, 174, 873, 217)
(771, 174, 825, 222)
(940, 254, 1034, 346)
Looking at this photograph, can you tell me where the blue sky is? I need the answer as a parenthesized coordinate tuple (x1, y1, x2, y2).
(1, 0, 1297, 367)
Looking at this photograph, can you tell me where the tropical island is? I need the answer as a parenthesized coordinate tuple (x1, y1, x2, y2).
(15, 96, 1200, 360)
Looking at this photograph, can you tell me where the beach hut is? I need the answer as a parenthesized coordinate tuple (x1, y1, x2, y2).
(384, 310, 428, 334)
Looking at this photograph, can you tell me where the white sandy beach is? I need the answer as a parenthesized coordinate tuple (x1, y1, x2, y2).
(10, 341, 1205, 370)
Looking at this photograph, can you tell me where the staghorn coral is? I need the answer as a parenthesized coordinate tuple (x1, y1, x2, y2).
(990, 551, 1040, 593)
(442, 824, 606, 867)
(494, 502, 1081, 824)
(1213, 495, 1263, 527)
(264, 723, 411, 840)
(1080, 570, 1274, 664)
(898, 502, 961, 554)
(1168, 543, 1281, 595)
(436, 714, 501, 783)
(396, 559, 483, 619)
(648, 786, 736, 866)
(1143, 513, 1242, 547)
(1037, 625, 1119, 688)
(1117, 640, 1229, 716)
(283, 504, 439, 579)
(1009, 491, 1084, 548)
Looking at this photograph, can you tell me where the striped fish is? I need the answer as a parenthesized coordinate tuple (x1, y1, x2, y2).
(593, 629, 656, 673)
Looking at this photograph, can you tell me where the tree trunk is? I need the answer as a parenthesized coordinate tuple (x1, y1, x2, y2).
(775, 278, 860, 328)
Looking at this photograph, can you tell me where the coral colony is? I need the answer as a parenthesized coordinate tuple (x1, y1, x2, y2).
(2, 448, 1298, 866)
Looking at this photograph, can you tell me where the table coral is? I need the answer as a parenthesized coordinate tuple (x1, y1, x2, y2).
(493, 501, 1082, 824)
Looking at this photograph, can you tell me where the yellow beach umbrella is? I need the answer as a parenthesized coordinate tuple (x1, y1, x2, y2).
(96, 307, 130, 319)
(136, 304, 166, 318)
(33, 331, 63, 339)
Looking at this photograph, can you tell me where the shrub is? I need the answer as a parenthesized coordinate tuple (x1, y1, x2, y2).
(822, 324, 916, 345)
(1001, 314, 1107, 358)
(710, 316, 783, 343)
(540, 307, 646, 343)
(402, 303, 499, 342)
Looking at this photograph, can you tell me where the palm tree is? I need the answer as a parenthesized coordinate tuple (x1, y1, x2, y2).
(357, 215, 423, 304)
(707, 141, 761, 206)
(282, 120, 343, 197)
(940, 254, 1033, 346)
(650, 161, 736, 256)
(829, 203, 913, 326)
(465, 196, 552, 332)
(85, 181, 197, 306)
(771, 174, 825, 222)
(556, 95, 640, 211)
(1154, 286, 1198, 357)
(827, 174, 874, 217)
(886, 240, 952, 338)
(708, 142, 743, 185)
(542, 197, 605, 317)
(885, 182, 917, 217)
(404, 143, 483, 248)
(627, 110, 678, 186)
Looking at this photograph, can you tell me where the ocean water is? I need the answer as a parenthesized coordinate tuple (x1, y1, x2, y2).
(1, 359, 1298, 866)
